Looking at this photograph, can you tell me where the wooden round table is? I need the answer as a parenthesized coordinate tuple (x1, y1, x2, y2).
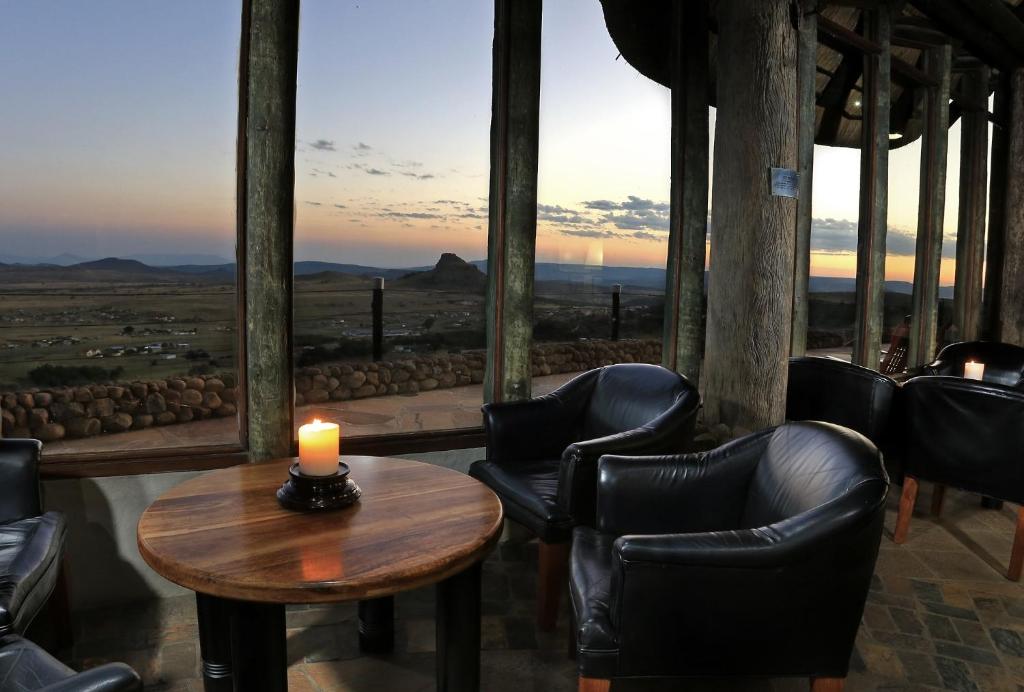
(138, 455, 503, 692)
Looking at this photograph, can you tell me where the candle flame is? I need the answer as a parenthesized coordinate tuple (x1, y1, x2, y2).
(312, 418, 322, 425)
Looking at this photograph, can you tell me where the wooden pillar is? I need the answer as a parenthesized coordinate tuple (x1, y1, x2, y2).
(908, 45, 952, 368)
(484, 0, 542, 404)
(662, 0, 709, 383)
(999, 68, 1024, 346)
(243, 0, 299, 460)
(851, 6, 891, 369)
(952, 66, 990, 342)
(983, 75, 1011, 339)
(790, 0, 817, 358)
(703, 0, 798, 431)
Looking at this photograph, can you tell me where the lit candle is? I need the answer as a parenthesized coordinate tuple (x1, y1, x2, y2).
(964, 361, 985, 381)
(298, 419, 340, 476)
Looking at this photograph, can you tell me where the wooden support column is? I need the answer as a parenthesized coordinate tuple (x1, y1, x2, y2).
(851, 6, 892, 369)
(908, 44, 952, 368)
(983, 75, 1011, 339)
(484, 0, 542, 404)
(703, 0, 798, 431)
(790, 1, 817, 358)
(999, 68, 1024, 346)
(952, 66, 990, 342)
(243, 0, 299, 460)
(662, 0, 709, 383)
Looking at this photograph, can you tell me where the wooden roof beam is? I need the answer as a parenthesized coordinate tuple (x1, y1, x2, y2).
(908, 0, 1022, 69)
(819, 16, 937, 86)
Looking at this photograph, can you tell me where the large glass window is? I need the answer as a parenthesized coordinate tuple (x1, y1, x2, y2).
(292, 0, 491, 437)
(533, 0, 671, 394)
(0, 1, 242, 455)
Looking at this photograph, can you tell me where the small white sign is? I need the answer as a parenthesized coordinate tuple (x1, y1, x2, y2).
(771, 167, 800, 198)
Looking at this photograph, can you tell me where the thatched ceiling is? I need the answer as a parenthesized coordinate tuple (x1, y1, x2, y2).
(600, 0, 1024, 149)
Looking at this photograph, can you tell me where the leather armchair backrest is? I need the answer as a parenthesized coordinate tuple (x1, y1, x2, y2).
(786, 357, 898, 445)
(742, 422, 885, 529)
(581, 364, 695, 439)
(923, 341, 1024, 389)
(0, 439, 44, 523)
(903, 376, 1024, 503)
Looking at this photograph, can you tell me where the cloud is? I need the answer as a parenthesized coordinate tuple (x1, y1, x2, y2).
(305, 201, 322, 206)
(379, 211, 444, 220)
(392, 160, 423, 168)
(559, 228, 620, 239)
(807, 218, 957, 259)
(353, 142, 372, 151)
(632, 231, 663, 241)
(399, 171, 436, 180)
(365, 167, 390, 176)
(309, 139, 336, 151)
(333, 204, 346, 209)
(582, 199, 618, 211)
(602, 210, 670, 232)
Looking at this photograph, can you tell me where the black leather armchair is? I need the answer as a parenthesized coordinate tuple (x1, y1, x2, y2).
(923, 340, 1024, 389)
(0, 439, 68, 638)
(894, 376, 1024, 580)
(0, 634, 141, 691)
(570, 422, 887, 692)
(469, 363, 700, 630)
(787, 356, 901, 478)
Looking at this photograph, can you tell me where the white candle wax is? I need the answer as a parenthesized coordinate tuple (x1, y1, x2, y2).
(964, 361, 985, 381)
(298, 419, 340, 476)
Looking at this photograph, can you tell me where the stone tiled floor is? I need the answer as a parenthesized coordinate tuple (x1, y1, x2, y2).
(61, 485, 1024, 691)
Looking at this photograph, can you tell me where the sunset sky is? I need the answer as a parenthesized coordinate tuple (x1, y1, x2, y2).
(1, 0, 978, 283)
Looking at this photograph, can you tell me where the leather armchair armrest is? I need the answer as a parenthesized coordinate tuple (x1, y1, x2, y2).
(38, 664, 142, 692)
(482, 370, 598, 463)
(0, 439, 43, 523)
(557, 392, 702, 525)
(593, 430, 772, 536)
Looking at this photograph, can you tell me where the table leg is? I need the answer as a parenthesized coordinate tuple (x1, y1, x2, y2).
(358, 596, 395, 653)
(196, 594, 233, 692)
(230, 601, 287, 692)
(436, 562, 482, 692)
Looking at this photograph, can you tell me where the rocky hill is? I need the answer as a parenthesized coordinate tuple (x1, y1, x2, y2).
(394, 253, 487, 293)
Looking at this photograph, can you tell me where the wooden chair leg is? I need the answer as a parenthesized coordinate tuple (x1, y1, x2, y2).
(1008, 507, 1024, 582)
(579, 677, 612, 692)
(930, 483, 946, 517)
(810, 678, 844, 692)
(537, 540, 570, 632)
(893, 475, 919, 544)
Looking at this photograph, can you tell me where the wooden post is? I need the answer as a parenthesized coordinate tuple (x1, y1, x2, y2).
(998, 68, 1024, 347)
(662, 0, 709, 384)
(790, 0, 817, 357)
(952, 66, 990, 342)
(610, 284, 621, 341)
(484, 0, 542, 404)
(243, 0, 299, 461)
(371, 277, 384, 361)
(908, 45, 952, 368)
(851, 6, 892, 369)
(983, 75, 1011, 340)
(703, 0, 798, 431)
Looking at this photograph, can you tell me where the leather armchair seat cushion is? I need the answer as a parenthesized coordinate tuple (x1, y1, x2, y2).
(469, 460, 571, 543)
(0, 634, 141, 691)
(569, 527, 617, 678)
(0, 513, 67, 637)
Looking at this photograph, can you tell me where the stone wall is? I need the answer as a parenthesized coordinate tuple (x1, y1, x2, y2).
(1, 339, 661, 442)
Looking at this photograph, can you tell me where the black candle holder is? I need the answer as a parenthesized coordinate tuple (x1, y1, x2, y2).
(277, 462, 361, 511)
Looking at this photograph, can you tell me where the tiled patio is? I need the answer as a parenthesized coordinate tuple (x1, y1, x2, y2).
(58, 485, 1024, 691)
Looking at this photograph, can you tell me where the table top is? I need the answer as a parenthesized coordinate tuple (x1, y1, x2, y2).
(137, 456, 503, 604)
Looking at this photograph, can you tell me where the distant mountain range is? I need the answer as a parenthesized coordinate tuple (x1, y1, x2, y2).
(0, 253, 953, 297)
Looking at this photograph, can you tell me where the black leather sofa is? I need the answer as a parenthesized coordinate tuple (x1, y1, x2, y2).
(894, 375, 1024, 580)
(923, 341, 1024, 388)
(0, 634, 141, 691)
(0, 439, 67, 638)
(570, 422, 887, 692)
(469, 363, 701, 630)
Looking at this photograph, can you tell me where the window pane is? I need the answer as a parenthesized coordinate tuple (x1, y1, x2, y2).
(534, 0, 670, 393)
(293, 0, 491, 437)
(0, 1, 242, 454)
